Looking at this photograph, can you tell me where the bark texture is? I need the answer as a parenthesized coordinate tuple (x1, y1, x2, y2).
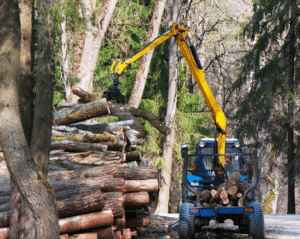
(0, 1, 59, 238)
(155, 0, 180, 214)
(10, 0, 35, 236)
(128, 0, 167, 108)
(69, 0, 119, 103)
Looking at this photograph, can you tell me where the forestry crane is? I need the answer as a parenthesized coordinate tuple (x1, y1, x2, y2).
(105, 23, 265, 239)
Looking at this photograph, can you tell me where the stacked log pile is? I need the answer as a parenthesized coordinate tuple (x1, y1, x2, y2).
(198, 173, 250, 208)
(0, 89, 166, 238)
(0, 165, 158, 238)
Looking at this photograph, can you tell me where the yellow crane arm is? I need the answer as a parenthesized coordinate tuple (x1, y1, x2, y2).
(110, 23, 227, 166)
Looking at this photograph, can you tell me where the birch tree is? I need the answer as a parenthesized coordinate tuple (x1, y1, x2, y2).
(156, 0, 180, 214)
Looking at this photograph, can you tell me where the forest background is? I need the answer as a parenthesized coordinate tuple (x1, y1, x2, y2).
(1, 2, 300, 237)
(52, 0, 300, 215)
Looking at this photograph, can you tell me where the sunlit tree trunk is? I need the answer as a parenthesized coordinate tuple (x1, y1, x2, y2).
(60, 2, 71, 101)
(69, 0, 118, 103)
(128, 0, 167, 108)
(155, 0, 180, 214)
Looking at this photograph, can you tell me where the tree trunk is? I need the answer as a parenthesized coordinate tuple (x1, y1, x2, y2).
(69, 0, 119, 103)
(287, 0, 297, 214)
(10, 0, 35, 237)
(155, 0, 180, 214)
(128, 0, 167, 108)
(102, 192, 125, 218)
(60, 3, 71, 101)
(0, 2, 59, 239)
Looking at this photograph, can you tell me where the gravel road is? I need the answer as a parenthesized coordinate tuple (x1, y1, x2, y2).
(146, 213, 300, 239)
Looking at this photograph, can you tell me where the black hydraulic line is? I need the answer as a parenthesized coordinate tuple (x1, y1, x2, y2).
(190, 44, 203, 70)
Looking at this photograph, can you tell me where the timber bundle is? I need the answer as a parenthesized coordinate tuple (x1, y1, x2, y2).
(0, 88, 169, 239)
(198, 172, 250, 208)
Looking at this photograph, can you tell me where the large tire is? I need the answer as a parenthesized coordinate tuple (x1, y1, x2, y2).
(179, 203, 195, 239)
(248, 202, 265, 239)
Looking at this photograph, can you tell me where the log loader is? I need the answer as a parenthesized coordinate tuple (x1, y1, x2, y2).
(107, 23, 265, 239)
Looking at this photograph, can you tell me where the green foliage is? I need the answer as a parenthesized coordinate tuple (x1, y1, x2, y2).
(94, 0, 155, 101)
(233, 0, 299, 139)
(139, 99, 159, 114)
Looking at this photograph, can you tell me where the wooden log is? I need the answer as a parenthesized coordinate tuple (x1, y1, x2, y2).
(52, 129, 67, 137)
(0, 227, 8, 239)
(0, 185, 105, 227)
(121, 166, 158, 180)
(239, 182, 250, 195)
(0, 204, 9, 213)
(95, 226, 115, 239)
(115, 215, 125, 231)
(238, 197, 244, 207)
(124, 192, 149, 208)
(107, 120, 134, 127)
(0, 211, 9, 228)
(125, 151, 142, 162)
(53, 125, 80, 134)
(125, 215, 149, 228)
(52, 132, 124, 147)
(226, 172, 241, 195)
(103, 192, 125, 218)
(109, 102, 170, 137)
(57, 102, 77, 109)
(52, 176, 125, 193)
(123, 228, 132, 239)
(125, 179, 158, 193)
(114, 230, 122, 239)
(69, 233, 97, 239)
(211, 189, 218, 200)
(124, 129, 139, 145)
(108, 103, 146, 138)
(70, 124, 128, 138)
(131, 229, 137, 238)
(198, 190, 211, 203)
(0, 196, 9, 206)
(55, 186, 104, 218)
(47, 165, 158, 183)
(59, 210, 113, 234)
(128, 106, 171, 136)
(47, 165, 124, 181)
(53, 98, 109, 125)
(50, 151, 125, 165)
(0, 166, 158, 195)
(72, 85, 98, 103)
(50, 140, 108, 152)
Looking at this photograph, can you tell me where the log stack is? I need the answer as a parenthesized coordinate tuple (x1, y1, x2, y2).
(198, 173, 250, 208)
(0, 164, 159, 239)
(0, 90, 165, 238)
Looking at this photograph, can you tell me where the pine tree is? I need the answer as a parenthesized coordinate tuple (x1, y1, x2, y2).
(234, 0, 299, 214)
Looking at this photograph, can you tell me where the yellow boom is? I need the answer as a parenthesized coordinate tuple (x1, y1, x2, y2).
(110, 23, 227, 166)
